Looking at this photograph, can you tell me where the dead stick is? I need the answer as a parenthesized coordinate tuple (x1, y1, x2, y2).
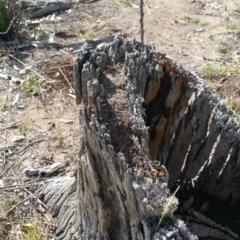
(58, 67, 75, 93)
(0, 183, 41, 190)
(0, 120, 21, 130)
(23, 188, 49, 210)
(140, 0, 144, 51)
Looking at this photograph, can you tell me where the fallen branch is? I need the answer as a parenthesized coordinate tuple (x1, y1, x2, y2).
(3, 35, 114, 51)
(36, 204, 56, 231)
(0, 120, 21, 130)
(0, 183, 41, 191)
(22, 1, 72, 19)
(24, 162, 65, 177)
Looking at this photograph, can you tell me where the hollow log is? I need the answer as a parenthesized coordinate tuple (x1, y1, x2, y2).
(39, 33, 240, 239)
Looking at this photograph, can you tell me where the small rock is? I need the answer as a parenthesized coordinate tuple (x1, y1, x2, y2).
(17, 104, 25, 109)
(13, 65, 20, 71)
(18, 192, 24, 198)
(31, 155, 35, 159)
(12, 135, 25, 143)
(0, 73, 10, 80)
(19, 69, 27, 75)
(0, 180, 4, 187)
(24, 200, 30, 206)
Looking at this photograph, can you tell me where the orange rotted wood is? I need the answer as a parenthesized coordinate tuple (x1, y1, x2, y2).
(148, 117, 168, 159)
(149, 79, 161, 102)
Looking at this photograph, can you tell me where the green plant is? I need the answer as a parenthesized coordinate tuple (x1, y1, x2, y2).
(217, 42, 228, 53)
(21, 219, 43, 240)
(205, 80, 221, 89)
(202, 64, 215, 78)
(0, 101, 9, 111)
(225, 97, 240, 112)
(182, 14, 191, 20)
(55, 135, 63, 147)
(233, 9, 240, 16)
(77, 31, 93, 40)
(119, 0, 129, 4)
(192, 17, 200, 24)
(222, 22, 240, 33)
(4, 197, 17, 210)
(138, 94, 145, 104)
(0, 0, 9, 33)
(21, 74, 39, 93)
(162, 195, 179, 218)
(0, 0, 20, 40)
(202, 64, 235, 78)
(154, 186, 179, 233)
(18, 122, 28, 133)
(43, 106, 48, 112)
(216, 65, 234, 76)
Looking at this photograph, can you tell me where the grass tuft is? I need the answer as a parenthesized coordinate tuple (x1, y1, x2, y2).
(21, 74, 40, 93)
(119, 0, 130, 4)
(4, 197, 17, 211)
(182, 14, 191, 20)
(0, 101, 9, 111)
(77, 31, 94, 40)
(202, 64, 236, 78)
(221, 22, 240, 33)
(192, 17, 200, 24)
(55, 135, 63, 147)
(21, 219, 43, 240)
(217, 42, 228, 53)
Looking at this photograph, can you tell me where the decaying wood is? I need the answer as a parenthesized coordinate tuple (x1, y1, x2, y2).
(187, 209, 238, 239)
(21, 1, 72, 19)
(38, 33, 240, 239)
(24, 162, 65, 177)
(36, 204, 56, 231)
(2, 35, 114, 52)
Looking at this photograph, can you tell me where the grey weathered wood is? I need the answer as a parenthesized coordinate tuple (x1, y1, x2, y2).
(24, 162, 65, 177)
(38, 34, 199, 240)
(2, 35, 115, 51)
(21, 1, 72, 19)
(38, 33, 239, 239)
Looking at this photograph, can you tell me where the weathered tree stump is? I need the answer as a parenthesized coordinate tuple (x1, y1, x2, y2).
(40, 33, 240, 239)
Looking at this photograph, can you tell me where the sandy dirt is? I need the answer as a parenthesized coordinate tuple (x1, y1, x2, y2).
(0, 0, 240, 238)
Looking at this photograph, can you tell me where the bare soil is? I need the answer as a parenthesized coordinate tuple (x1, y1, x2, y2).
(0, 0, 240, 239)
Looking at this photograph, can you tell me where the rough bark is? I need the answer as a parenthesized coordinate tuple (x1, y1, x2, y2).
(39, 33, 240, 239)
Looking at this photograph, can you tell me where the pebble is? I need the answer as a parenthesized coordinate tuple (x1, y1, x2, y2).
(18, 192, 24, 198)
(24, 200, 30, 206)
(12, 135, 25, 143)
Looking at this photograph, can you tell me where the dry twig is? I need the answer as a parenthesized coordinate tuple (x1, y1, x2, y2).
(8, 54, 46, 81)
(18, 138, 47, 155)
(58, 67, 75, 93)
(23, 188, 49, 210)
